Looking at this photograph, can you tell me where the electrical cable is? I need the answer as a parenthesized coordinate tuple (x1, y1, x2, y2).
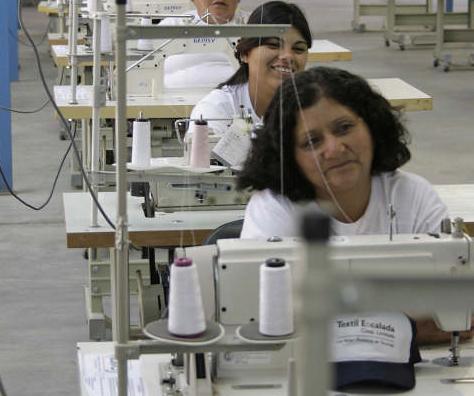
(0, 122, 76, 210)
(0, 374, 7, 396)
(0, 99, 50, 114)
(16, 0, 115, 229)
(11, 18, 52, 47)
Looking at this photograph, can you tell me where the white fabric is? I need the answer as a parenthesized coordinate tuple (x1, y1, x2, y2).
(190, 83, 261, 136)
(160, 9, 249, 89)
(240, 170, 449, 239)
(332, 312, 411, 363)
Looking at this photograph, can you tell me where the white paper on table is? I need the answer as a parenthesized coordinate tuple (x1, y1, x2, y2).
(78, 352, 147, 396)
(211, 121, 251, 168)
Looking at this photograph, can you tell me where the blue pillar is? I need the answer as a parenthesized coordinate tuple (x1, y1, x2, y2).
(446, 0, 454, 12)
(8, 0, 19, 82)
(0, 0, 13, 192)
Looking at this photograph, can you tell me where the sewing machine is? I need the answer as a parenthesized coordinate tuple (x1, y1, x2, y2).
(124, 36, 238, 98)
(129, 157, 249, 211)
(128, 114, 253, 211)
(102, 0, 192, 14)
(144, 168, 248, 211)
(148, 228, 473, 394)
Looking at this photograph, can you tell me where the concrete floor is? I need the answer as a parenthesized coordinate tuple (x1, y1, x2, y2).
(0, 1, 473, 394)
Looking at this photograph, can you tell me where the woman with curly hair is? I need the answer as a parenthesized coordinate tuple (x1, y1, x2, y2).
(238, 66, 448, 238)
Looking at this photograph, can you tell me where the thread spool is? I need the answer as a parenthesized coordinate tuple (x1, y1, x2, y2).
(100, 15, 112, 53)
(86, 0, 97, 14)
(137, 18, 154, 51)
(168, 257, 207, 337)
(131, 114, 151, 168)
(189, 119, 210, 168)
(259, 258, 294, 336)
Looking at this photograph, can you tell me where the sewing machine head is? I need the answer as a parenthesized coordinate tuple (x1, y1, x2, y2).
(179, 231, 473, 378)
(148, 168, 250, 211)
(207, 233, 471, 326)
(103, 0, 192, 14)
(125, 36, 239, 98)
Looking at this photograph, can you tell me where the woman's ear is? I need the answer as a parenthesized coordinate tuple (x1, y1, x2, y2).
(240, 53, 248, 63)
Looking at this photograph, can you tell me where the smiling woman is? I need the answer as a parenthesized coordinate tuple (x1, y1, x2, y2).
(189, 1, 312, 136)
(238, 66, 448, 238)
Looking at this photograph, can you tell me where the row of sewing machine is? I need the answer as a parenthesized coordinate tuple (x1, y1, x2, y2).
(47, 0, 433, 343)
(36, 2, 474, 395)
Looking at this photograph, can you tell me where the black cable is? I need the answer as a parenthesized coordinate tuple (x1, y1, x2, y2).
(11, 18, 52, 47)
(0, 122, 76, 210)
(17, 0, 115, 229)
(0, 374, 6, 396)
(0, 99, 50, 114)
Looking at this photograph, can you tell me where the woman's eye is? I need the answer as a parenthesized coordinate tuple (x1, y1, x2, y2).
(334, 123, 354, 135)
(293, 45, 308, 54)
(265, 41, 281, 49)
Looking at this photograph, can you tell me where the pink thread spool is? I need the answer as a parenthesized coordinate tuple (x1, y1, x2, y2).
(168, 257, 207, 337)
(189, 119, 210, 168)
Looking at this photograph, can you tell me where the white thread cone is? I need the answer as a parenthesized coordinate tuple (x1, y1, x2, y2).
(86, 0, 97, 13)
(168, 258, 207, 337)
(100, 15, 112, 53)
(189, 120, 209, 168)
(137, 18, 154, 51)
(131, 118, 151, 168)
(259, 258, 294, 336)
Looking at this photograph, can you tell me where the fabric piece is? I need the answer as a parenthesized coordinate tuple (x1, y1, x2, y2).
(160, 9, 249, 89)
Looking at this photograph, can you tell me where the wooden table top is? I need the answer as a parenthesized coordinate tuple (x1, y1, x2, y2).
(54, 77, 432, 120)
(38, 1, 61, 15)
(64, 184, 474, 248)
(51, 45, 111, 67)
(48, 33, 86, 46)
(63, 192, 245, 248)
(308, 39, 352, 63)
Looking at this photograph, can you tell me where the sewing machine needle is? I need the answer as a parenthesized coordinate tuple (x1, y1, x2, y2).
(442, 377, 474, 384)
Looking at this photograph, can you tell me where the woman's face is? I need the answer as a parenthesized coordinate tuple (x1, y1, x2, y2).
(293, 97, 374, 199)
(243, 27, 309, 95)
(193, 0, 239, 23)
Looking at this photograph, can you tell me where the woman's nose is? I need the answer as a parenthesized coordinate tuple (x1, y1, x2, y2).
(279, 45, 294, 61)
(321, 135, 343, 159)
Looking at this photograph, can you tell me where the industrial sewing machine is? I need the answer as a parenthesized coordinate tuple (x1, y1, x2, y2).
(124, 36, 238, 98)
(102, 0, 192, 15)
(130, 163, 250, 211)
(128, 114, 253, 211)
(142, 227, 474, 395)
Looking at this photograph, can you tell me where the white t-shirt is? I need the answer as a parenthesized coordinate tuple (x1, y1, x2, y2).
(160, 9, 249, 89)
(190, 82, 261, 136)
(240, 170, 449, 239)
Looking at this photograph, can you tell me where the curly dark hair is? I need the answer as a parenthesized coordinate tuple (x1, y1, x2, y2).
(217, 1, 312, 88)
(237, 66, 412, 201)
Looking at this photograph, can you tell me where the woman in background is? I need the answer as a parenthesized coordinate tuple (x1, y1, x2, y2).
(190, 1, 312, 136)
(160, 0, 249, 89)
